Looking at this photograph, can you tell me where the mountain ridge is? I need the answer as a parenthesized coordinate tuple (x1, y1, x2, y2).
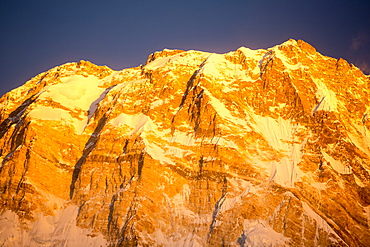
(0, 39, 369, 246)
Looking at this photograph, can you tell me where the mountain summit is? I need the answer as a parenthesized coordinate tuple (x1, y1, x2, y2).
(0, 39, 369, 246)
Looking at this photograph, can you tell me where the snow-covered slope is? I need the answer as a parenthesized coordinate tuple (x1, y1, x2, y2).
(0, 40, 369, 246)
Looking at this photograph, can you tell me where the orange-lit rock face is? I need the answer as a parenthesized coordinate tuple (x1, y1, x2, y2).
(0, 39, 369, 246)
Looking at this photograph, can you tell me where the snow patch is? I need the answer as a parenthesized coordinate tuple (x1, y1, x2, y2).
(0, 207, 107, 247)
(27, 75, 109, 134)
(145, 56, 174, 70)
(347, 122, 370, 156)
(28, 106, 87, 134)
(219, 178, 253, 213)
(269, 156, 304, 187)
(143, 141, 175, 165)
(202, 88, 251, 131)
(110, 112, 153, 134)
(239, 219, 287, 246)
(311, 77, 338, 113)
(237, 47, 266, 75)
(146, 185, 205, 246)
(274, 47, 308, 71)
(252, 115, 293, 151)
(238, 47, 266, 61)
(164, 145, 194, 159)
(87, 85, 116, 119)
(200, 52, 261, 93)
(322, 151, 352, 174)
(39, 75, 105, 112)
(110, 112, 169, 137)
(354, 174, 366, 187)
(150, 228, 203, 247)
(170, 131, 196, 146)
(110, 112, 177, 165)
(302, 202, 343, 240)
(201, 54, 235, 82)
(145, 51, 207, 71)
(150, 99, 165, 108)
(251, 115, 307, 187)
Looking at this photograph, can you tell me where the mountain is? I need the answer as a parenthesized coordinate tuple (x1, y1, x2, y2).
(0, 39, 369, 246)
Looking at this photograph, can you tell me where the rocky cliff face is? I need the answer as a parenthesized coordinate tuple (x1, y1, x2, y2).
(0, 39, 369, 246)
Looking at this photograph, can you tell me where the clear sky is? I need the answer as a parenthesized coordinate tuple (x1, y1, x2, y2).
(1, 0, 369, 96)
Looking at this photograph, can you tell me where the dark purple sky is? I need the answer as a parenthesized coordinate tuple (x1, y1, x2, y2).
(1, 0, 369, 96)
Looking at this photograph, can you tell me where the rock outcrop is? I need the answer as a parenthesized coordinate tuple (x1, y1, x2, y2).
(0, 39, 369, 246)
